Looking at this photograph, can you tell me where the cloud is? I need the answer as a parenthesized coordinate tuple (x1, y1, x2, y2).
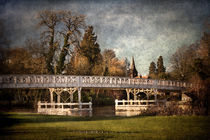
(0, 0, 209, 75)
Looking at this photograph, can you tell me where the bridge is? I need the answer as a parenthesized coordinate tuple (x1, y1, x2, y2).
(0, 75, 193, 89)
(0, 75, 194, 116)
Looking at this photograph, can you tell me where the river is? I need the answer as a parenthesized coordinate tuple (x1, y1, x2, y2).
(7, 106, 142, 117)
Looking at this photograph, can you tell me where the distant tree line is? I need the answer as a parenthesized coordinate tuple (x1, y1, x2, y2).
(148, 28, 210, 115)
(169, 32, 210, 115)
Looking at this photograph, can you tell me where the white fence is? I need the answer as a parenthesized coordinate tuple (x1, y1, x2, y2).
(115, 99, 166, 111)
(37, 101, 92, 116)
(37, 101, 92, 111)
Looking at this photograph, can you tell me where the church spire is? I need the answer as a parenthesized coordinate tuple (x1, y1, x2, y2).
(130, 56, 138, 78)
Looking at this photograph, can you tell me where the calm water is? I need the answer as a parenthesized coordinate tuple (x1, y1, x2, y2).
(93, 106, 115, 117)
(93, 106, 142, 117)
(9, 106, 141, 117)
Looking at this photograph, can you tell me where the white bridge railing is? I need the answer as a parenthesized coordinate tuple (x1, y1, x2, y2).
(37, 101, 92, 116)
(0, 75, 196, 90)
(115, 99, 166, 111)
(37, 101, 92, 111)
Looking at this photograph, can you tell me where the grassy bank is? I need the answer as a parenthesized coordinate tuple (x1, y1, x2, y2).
(0, 112, 210, 140)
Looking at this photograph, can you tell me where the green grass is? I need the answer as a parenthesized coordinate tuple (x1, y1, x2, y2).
(0, 112, 210, 140)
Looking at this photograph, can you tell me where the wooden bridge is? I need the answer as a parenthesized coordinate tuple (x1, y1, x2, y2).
(0, 75, 194, 116)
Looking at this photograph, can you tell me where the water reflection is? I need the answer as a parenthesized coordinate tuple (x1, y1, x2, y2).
(8, 106, 142, 117)
(93, 106, 142, 117)
(115, 111, 141, 117)
(93, 106, 115, 117)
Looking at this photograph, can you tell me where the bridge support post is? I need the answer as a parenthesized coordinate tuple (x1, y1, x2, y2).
(127, 92, 130, 101)
(70, 93, 73, 103)
(146, 94, 149, 106)
(57, 93, 60, 108)
(154, 89, 157, 105)
(126, 89, 130, 101)
(57, 94, 60, 103)
(134, 89, 137, 101)
(78, 87, 82, 109)
(50, 90, 53, 103)
(49, 88, 54, 108)
(125, 89, 130, 105)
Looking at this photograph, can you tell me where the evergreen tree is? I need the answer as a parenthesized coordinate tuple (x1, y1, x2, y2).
(157, 56, 165, 74)
(78, 26, 101, 75)
(149, 61, 156, 75)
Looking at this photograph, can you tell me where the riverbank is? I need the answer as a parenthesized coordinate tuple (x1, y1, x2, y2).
(1, 112, 210, 140)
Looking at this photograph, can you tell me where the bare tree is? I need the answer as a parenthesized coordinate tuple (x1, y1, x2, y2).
(56, 11, 86, 74)
(102, 49, 126, 76)
(37, 10, 60, 74)
(170, 44, 198, 80)
(24, 39, 47, 74)
(0, 19, 10, 74)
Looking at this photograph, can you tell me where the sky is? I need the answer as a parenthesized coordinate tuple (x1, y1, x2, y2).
(0, 0, 209, 75)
